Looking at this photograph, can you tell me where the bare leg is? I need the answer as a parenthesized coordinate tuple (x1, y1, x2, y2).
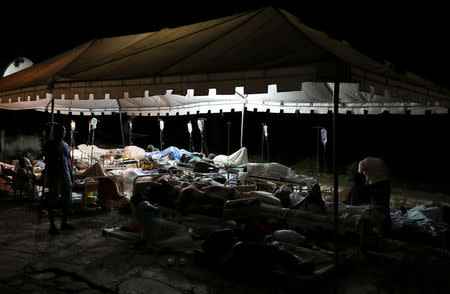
(60, 177, 75, 230)
(47, 183, 59, 234)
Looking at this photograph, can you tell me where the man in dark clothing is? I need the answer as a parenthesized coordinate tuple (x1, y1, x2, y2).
(358, 156, 391, 235)
(344, 172, 371, 206)
(43, 124, 75, 234)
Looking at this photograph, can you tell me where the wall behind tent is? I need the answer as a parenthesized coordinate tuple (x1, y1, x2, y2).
(0, 110, 47, 161)
(0, 108, 448, 193)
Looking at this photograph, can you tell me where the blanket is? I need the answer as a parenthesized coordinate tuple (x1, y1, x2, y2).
(213, 147, 248, 167)
(246, 162, 315, 188)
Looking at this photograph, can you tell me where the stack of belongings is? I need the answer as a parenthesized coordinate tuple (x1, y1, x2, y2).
(80, 162, 111, 178)
(122, 146, 147, 161)
(0, 162, 15, 190)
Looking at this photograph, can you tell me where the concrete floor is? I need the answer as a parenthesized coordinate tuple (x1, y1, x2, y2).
(1, 198, 449, 294)
(0, 199, 333, 294)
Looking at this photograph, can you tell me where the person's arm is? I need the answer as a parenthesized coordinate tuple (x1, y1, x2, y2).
(144, 204, 158, 211)
(65, 143, 75, 185)
(142, 201, 159, 212)
(349, 189, 358, 205)
(24, 157, 32, 168)
(357, 161, 364, 174)
(343, 189, 351, 205)
(358, 160, 368, 180)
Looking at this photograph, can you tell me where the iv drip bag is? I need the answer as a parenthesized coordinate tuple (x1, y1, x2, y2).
(91, 118, 98, 129)
(321, 128, 327, 145)
(197, 119, 204, 133)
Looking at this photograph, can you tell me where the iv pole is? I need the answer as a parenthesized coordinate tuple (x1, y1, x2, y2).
(321, 128, 328, 174)
(227, 121, 231, 155)
(313, 126, 324, 183)
(235, 91, 247, 149)
(197, 118, 207, 154)
(261, 123, 269, 162)
(159, 119, 164, 151)
(70, 120, 76, 168)
(187, 121, 193, 152)
(90, 118, 98, 165)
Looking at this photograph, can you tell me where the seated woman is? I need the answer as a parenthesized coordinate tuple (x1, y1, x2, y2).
(343, 172, 371, 206)
(14, 152, 36, 198)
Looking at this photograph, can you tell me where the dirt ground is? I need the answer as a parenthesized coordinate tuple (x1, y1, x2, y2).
(0, 199, 337, 294)
(318, 176, 450, 209)
(1, 180, 450, 294)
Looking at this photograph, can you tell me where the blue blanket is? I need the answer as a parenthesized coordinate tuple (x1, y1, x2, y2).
(147, 146, 191, 161)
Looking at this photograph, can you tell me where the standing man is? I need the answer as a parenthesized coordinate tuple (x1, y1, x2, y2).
(44, 123, 75, 234)
(358, 156, 391, 234)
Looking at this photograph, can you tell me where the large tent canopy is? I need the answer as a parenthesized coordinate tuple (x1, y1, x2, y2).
(1, 6, 449, 115)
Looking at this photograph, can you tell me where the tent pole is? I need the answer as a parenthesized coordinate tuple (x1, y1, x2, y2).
(313, 126, 323, 183)
(70, 128, 74, 166)
(316, 126, 320, 182)
(50, 96, 55, 123)
(118, 105, 125, 148)
(333, 82, 340, 264)
(129, 122, 132, 146)
(240, 102, 245, 149)
(42, 91, 55, 200)
(203, 128, 208, 155)
(235, 91, 247, 150)
(227, 121, 231, 155)
(91, 128, 95, 164)
(261, 125, 264, 162)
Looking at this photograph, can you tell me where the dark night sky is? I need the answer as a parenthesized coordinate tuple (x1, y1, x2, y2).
(1, 1, 450, 90)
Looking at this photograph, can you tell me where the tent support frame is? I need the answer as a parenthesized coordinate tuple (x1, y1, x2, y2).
(333, 82, 340, 264)
(235, 91, 247, 149)
(118, 105, 125, 148)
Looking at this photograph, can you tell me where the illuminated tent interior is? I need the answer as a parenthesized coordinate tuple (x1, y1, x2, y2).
(0, 6, 449, 264)
(0, 6, 449, 114)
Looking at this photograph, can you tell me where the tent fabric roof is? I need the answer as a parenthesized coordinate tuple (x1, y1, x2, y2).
(0, 6, 449, 109)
